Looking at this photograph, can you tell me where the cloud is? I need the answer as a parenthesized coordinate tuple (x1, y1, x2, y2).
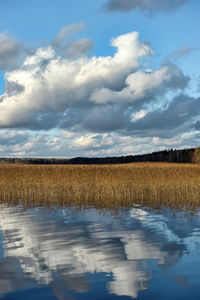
(0, 26, 198, 157)
(166, 45, 197, 61)
(0, 126, 199, 158)
(0, 130, 28, 146)
(0, 30, 189, 134)
(90, 63, 189, 105)
(130, 94, 200, 138)
(83, 105, 126, 131)
(104, 0, 188, 14)
(197, 76, 200, 93)
(0, 31, 154, 129)
(64, 39, 94, 58)
(52, 22, 85, 48)
(4, 81, 24, 96)
(0, 130, 31, 156)
(173, 45, 195, 59)
(0, 32, 25, 71)
(51, 21, 94, 58)
(192, 121, 200, 131)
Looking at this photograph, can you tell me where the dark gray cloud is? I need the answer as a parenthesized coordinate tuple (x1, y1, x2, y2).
(164, 63, 190, 90)
(104, 0, 188, 14)
(58, 93, 199, 140)
(130, 94, 200, 138)
(83, 105, 126, 132)
(0, 33, 24, 70)
(5, 81, 25, 96)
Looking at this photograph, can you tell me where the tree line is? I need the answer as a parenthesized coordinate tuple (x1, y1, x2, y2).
(0, 147, 200, 164)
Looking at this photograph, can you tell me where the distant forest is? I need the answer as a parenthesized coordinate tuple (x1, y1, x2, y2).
(0, 147, 200, 164)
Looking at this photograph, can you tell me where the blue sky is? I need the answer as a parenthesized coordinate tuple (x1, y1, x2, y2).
(0, 0, 199, 157)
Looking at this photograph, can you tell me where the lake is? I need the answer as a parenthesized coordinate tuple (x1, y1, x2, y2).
(0, 204, 200, 299)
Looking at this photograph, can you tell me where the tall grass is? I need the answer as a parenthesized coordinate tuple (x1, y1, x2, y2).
(0, 163, 200, 212)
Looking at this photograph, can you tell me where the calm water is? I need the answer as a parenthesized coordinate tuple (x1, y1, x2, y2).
(0, 204, 200, 299)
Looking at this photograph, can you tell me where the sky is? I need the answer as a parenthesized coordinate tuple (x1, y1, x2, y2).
(0, 0, 199, 158)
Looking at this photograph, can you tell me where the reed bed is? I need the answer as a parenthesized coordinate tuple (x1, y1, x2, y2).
(0, 163, 200, 212)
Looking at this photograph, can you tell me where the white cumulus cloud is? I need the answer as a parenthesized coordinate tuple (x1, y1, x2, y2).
(0, 30, 188, 133)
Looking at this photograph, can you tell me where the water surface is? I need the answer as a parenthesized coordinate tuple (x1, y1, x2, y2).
(0, 204, 200, 299)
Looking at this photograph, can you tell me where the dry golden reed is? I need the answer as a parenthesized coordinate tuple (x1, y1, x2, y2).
(0, 163, 200, 212)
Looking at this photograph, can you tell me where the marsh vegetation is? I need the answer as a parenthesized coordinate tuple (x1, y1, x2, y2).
(0, 163, 200, 212)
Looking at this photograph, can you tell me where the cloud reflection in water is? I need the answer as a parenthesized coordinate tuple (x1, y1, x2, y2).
(0, 205, 199, 299)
